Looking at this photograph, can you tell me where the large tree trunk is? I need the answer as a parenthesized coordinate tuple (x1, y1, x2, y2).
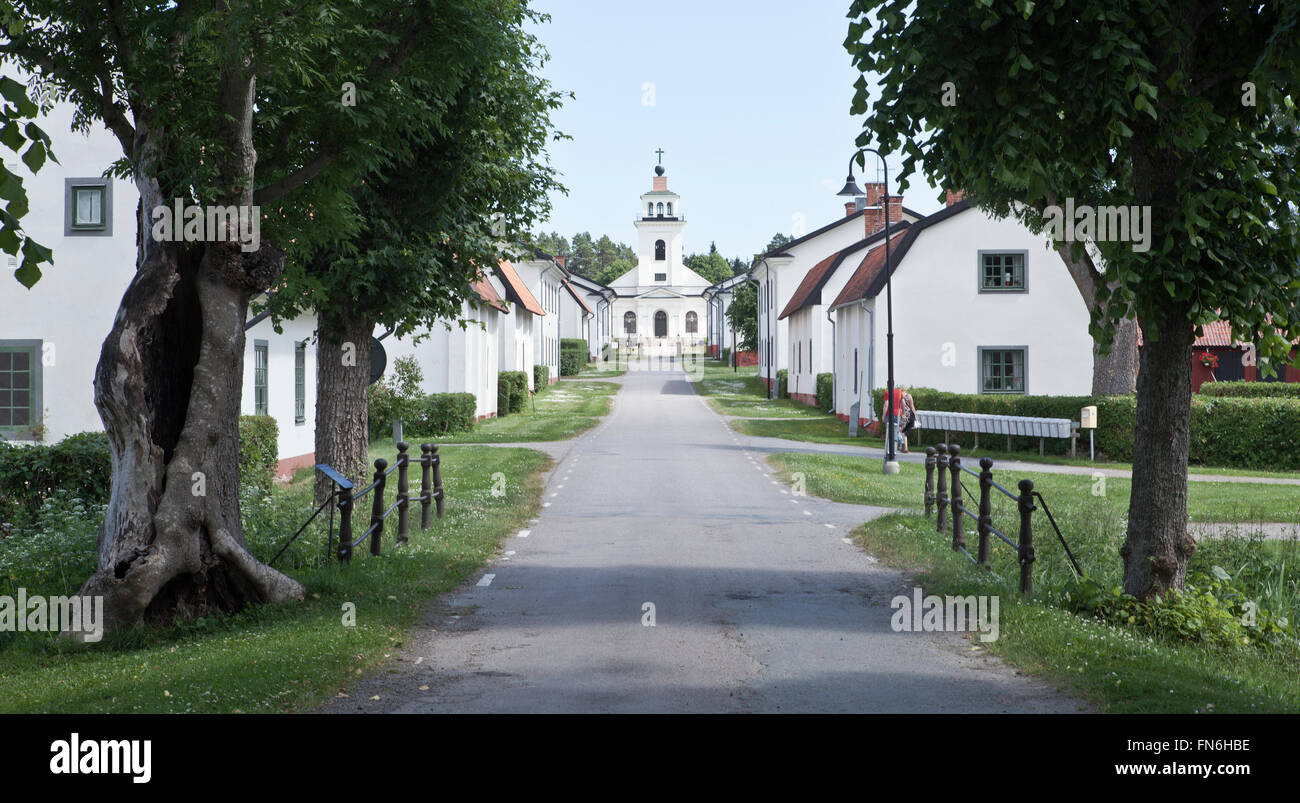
(1121, 304, 1196, 599)
(78, 237, 304, 638)
(314, 305, 374, 507)
(1093, 316, 1139, 395)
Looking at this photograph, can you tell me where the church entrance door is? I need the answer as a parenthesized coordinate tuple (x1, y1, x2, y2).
(654, 310, 668, 337)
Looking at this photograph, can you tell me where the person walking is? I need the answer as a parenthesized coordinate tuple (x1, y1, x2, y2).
(898, 386, 916, 454)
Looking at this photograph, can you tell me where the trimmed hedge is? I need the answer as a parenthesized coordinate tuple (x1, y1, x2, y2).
(1198, 380, 1300, 398)
(560, 339, 586, 377)
(721, 347, 731, 363)
(499, 371, 528, 414)
(776, 369, 788, 399)
(0, 431, 112, 523)
(419, 393, 477, 435)
(238, 415, 280, 492)
(534, 364, 550, 391)
(878, 387, 1300, 469)
(816, 373, 834, 409)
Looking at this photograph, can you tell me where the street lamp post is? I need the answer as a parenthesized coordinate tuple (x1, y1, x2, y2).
(838, 149, 900, 475)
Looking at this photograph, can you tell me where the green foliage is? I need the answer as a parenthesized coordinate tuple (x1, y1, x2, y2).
(776, 369, 788, 399)
(534, 230, 634, 281)
(725, 282, 757, 352)
(816, 373, 834, 409)
(1199, 381, 1300, 399)
(534, 364, 550, 391)
(721, 347, 731, 363)
(367, 355, 426, 439)
(560, 338, 586, 376)
(497, 371, 528, 415)
(684, 242, 738, 285)
(0, 73, 55, 288)
(237, 415, 280, 494)
(417, 393, 477, 436)
(886, 387, 1300, 469)
(0, 432, 110, 525)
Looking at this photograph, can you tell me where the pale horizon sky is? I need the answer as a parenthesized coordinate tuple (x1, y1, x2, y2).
(528, 0, 944, 263)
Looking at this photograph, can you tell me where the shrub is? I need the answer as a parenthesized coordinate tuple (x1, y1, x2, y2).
(238, 415, 280, 493)
(0, 431, 111, 525)
(418, 393, 477, 435)
(560, 339, 586, 376)
(721, 347, 731, 364)
(498, 371, 528, 413)
(776, 369, 788, 399)
(816, 373, 834, 409)
(1198, 380, 1300, 398)
(367, 355, 426, 439)
(534, 364, 550, 391)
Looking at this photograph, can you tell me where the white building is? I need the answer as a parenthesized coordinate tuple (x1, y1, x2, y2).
(492, 258, 544, 385)
(0, 82, 314, 470)
(702, 273, 750, 360)
(513, 253, 566, 386)
(567, 273, 616, 360)
(753, 187, 922, 394)
(829, 195, 1095, 426)
(381, 276, 506, 422)
(607, 162, 710, 349)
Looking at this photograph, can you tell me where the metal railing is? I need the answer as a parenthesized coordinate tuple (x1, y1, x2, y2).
(269, 441, 445, 566)
(923, 443, 1082, 596)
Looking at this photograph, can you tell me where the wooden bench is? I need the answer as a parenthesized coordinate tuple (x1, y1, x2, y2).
(914, 410, 1080, 457)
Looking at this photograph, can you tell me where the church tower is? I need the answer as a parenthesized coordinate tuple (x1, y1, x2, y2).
(631, 161, 691, 287)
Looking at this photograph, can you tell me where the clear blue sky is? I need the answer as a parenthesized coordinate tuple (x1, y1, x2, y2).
(528, 0, 943, 262)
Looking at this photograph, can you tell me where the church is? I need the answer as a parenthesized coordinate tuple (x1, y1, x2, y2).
(607, 157, 711, 348)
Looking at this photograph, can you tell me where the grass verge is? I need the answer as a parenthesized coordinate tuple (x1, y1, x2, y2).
(0, 445, 549, 713)
(855, 512, 1300, 713)
(417, 379, 618, 443)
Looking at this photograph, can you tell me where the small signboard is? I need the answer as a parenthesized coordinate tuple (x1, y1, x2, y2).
(849, 401, 860, 437)
(1080, 405, 1097, 429)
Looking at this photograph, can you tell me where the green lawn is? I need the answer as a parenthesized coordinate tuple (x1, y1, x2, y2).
(406, 379, 618, 444)
(853, 512, 1300, 713)
(767, 451, 1300, 524)
(690, 361, 832, 419)
(0, 445, 550, 713)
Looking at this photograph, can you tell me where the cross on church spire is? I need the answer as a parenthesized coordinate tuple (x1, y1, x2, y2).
(655, 148, 664, 165)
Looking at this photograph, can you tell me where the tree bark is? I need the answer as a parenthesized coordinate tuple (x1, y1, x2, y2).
(1121, 304, 1196, 599)
(1052, 243, 1138, 395)
(314, 304, 375, 507)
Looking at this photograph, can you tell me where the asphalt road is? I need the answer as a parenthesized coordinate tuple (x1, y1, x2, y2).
(325, 362, 1085, 713)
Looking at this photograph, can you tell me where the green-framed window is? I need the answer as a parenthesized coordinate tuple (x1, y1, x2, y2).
(980, 347, 1026, 394)
(980, 251, 1027, 292)
(294, 341, 306, 425)
(254, 340, 269, 416)
(0, 341, 41, 436)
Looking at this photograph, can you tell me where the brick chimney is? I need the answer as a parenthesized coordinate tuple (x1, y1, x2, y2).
(844, 201, 856, 218)
(863, 185, 904, 236)
(945, 189, 965, 206)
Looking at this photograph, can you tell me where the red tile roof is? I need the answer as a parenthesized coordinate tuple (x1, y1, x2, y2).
(778, 250, 844, 321)
(471, 275, 509, 313)
(495, 259, 546, 316)
(828, 230, 911, 309)
(562, 278, 593, 315)
(1192, 320, 1234, 347)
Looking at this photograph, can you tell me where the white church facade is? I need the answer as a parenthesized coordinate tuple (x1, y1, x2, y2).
(607, 161, 710, 349)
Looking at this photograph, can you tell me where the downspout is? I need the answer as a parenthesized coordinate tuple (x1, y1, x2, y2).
(826, 306, 836, 414)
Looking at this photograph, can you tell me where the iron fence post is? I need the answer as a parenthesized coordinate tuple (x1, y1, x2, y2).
(924, 446, 936, 517)
(370, 458, 387, 556)
(949, 444, 965, 552)
(337, 485, 353, 563)
(1018, 478, 1037, 596)
(396, 441, 410, 544)
(420, 443, 433, 530)
(431, 445, 445, 518)
(935, 443, 949, 534)
(977, 457, 993, 568)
